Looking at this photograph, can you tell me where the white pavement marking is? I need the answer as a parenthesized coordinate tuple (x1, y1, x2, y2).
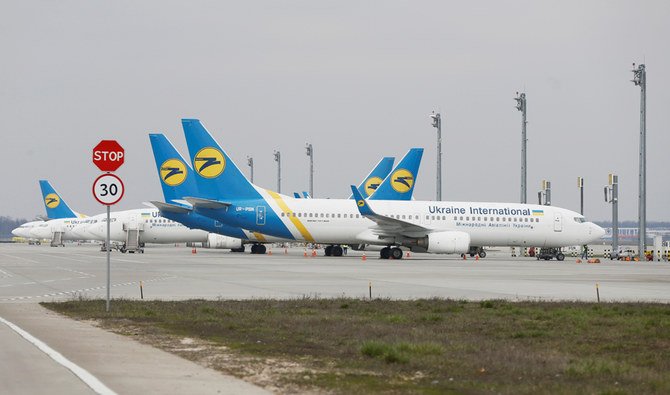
(0, 315, 117, 395)
(0, 268, 14, 278)
(0, 276, 176, 301)
(0, 253, 39, 263)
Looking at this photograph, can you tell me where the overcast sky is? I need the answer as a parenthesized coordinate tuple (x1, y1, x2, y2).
(2, 1, 668, 222)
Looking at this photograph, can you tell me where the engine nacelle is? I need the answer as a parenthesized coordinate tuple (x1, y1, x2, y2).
(207, 233, 243, 250)
(416, 231, 470, 254)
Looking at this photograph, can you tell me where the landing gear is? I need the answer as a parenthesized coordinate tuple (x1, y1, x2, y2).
(468, 246, 486, 258)
(324, 245, 344, 257)
(380, 246, 403, 260)
(250, 244, 266, 254)
(231, 246, 246, 253)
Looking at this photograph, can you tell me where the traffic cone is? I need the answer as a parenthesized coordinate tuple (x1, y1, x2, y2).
(304, 249, 308, 257)
(406, 251, 411, 258)
(192, 247, 197, 254)
(284, 248, 288, 255)
(268, 248, 272, 255)
(362, 253, 367, 261)
(475, 254, 480, 261)
(576, 259, 582, 264)
(311, 249, 317, 257)
(462, 254, 467, 260)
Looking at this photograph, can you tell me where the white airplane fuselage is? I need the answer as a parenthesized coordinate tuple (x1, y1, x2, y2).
(195, 194, 605, 251)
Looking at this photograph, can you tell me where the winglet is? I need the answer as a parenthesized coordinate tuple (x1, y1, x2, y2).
(350, 185, 374, 216)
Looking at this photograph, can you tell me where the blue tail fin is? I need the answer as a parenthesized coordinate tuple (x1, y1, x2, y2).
(182, 119, 260, 200)
(149, 134, 199, 205)
(38, 180, 78, 219)
(369, 148, 423, 200)
(350, 157, 394, 199)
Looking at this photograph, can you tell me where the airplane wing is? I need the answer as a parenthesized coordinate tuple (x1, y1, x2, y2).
(183, 197, 232, 209)
(350, 185, 429, 237)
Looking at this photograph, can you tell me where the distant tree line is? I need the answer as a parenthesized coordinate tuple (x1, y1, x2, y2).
(0, 216, 29, 240)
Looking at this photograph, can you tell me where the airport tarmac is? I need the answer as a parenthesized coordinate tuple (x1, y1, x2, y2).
(1, 243, 668, 394)
(1, 243, 669, 303)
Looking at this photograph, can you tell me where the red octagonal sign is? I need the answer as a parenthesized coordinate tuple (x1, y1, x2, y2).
(93, 140, 125, 172)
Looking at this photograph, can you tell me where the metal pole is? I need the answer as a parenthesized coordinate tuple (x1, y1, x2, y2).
(430, 112, 442, 201)
(612, 174, 619, 259)
(515, 92, 527, 204)
(305, 143, 313, 197)
(247, 156, 254, 183)
(632, 63, 646, 260)
(106, 205, 110, 312)
(578, 177, 584, 215)
(274, 150, 281, 193)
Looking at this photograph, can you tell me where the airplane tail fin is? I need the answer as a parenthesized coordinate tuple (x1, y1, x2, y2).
(349, 157, 394, 199)
(369, 148, 423, 200)
(182, 119, 259, 200)
(149, 133, 198, 205)
(38, 180, 78, 219)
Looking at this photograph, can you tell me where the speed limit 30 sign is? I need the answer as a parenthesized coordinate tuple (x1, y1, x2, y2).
(92, 173, 125, 205)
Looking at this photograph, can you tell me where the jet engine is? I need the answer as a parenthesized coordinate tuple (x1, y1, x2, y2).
(415, 231, 470, 254)
(207, 233, 243, 250)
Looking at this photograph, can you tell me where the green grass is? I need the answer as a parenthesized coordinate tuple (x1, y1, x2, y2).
(42, 298, 670, 394)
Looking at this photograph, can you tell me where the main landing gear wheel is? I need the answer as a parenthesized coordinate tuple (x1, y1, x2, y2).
(332, 245, 343, 257)
(478, 250, 487, 258)
(250, 244, 266, 254)
(380, 247, 391, 259)
(324, 245, 333, 256)
(391, 247, 403, 260)
(556, 252, 565, 261)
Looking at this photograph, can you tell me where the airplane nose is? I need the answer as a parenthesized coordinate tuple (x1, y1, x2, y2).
(592, 224, 606, 239)
(11, 228, 21, 237)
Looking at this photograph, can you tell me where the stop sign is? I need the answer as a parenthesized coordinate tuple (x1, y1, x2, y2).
(93, 140, 125, 172)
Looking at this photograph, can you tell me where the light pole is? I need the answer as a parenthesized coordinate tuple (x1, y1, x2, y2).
(604, 173, 619, 259)
(305, 143, 313, 198)
(514, 92, 527, 204)
(577, 177, 584, 215)
(429, 111, 442, 201)
(247, 156, 254, 183)
(273, 150, 281, 193)
(631, 63, 646, 260)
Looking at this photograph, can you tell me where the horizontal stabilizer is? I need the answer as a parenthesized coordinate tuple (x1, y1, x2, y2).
(184, 197, 232, 209)
(150, 201, 193, 214)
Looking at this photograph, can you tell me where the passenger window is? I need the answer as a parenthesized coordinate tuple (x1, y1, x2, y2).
(356, 214, 360, 218)
(477, 217, 481, 221)
(337, 214, 341, 218)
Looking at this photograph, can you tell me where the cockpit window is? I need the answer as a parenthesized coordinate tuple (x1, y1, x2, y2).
(573, 217, 586, 223)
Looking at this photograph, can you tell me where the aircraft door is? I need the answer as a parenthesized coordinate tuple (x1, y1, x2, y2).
(256, 206, 266, 226)
(553, 212, 562, 232)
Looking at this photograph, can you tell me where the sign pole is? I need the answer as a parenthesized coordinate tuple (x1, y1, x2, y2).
(106, 204, 111, 312)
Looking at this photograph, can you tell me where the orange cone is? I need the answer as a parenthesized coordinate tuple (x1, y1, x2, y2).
(576, 259, 582, 263)
(268, 249, 272, 255)
(192, 247, 197, 254)
(406, 251, 411, 258)
(462, 254, 467, 260)
(304, 249, 308, 257)
(362, 253, 367, 261)
(311, 249, 317, 257)
(475, 254, 480, 261)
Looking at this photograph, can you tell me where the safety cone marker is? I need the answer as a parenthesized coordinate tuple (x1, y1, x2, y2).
(192, 247, 197, 254)
(406, 251, 411, 258)
(362, 253, 367, 261)
(304, 249, 308, 257)
(268, 249, 272, 255)
(475, 254, 480, 261)
(311, 249, 317, 257)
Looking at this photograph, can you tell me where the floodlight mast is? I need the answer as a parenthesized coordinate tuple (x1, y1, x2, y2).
(514, 92, 527, 204)
(305, 143, 313, 197)
(429, 111, 442, 201)
(273, 150, 281, 193)
(631, 63, 646, 261)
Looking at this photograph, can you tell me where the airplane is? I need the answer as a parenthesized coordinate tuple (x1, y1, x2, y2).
(178, 118, 605, 260)
(13, 180, 90, 245)
(148, 132, 421, 256)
